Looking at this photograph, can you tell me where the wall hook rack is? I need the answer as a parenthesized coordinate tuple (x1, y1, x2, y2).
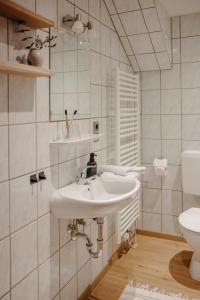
(39, 171, 47, 181)
(30, 174, 38, 185)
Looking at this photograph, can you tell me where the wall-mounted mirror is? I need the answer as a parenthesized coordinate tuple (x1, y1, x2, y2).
(50, 28, 90, 121)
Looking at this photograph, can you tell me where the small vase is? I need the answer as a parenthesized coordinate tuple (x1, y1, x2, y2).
(27, 49, 44, 67)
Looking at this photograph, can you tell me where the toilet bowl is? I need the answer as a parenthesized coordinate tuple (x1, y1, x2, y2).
(180, 151, 200, 281)
(179, 208, 200, 281)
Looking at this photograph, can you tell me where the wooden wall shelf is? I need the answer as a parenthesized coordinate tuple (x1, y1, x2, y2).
(0, 60, 54, 77)
(0, 0, 54, 29)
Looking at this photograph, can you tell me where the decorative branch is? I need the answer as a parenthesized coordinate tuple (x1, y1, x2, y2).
(21, 36, 32, 41)
(17, 29, 32, 33)
(24, 34, 57, 50)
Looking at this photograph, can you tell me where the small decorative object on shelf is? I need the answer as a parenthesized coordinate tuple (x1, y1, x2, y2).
(16, 53, 28, 65)
(27, 48, 43, 67)
(22, 31, 57, 67)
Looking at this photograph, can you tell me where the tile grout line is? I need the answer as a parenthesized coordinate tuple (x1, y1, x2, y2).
(7, 13, 12, 299)
(179, 16, 184, 214)
(159, 54, 163, 233)
(33, 5, 40, 295)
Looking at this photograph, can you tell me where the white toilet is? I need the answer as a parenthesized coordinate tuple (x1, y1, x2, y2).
(179, 150, 200, 281)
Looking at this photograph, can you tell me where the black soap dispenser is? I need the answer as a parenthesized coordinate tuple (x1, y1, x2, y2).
(86, 153, 97, 178)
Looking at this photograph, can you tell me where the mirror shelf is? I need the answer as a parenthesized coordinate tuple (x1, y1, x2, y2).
(50, 134, 103, 145)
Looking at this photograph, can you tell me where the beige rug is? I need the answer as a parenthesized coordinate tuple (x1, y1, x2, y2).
(119, 282, 200, 300)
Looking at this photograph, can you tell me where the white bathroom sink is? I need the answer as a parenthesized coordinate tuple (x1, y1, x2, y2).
(51, 173, 140, 219)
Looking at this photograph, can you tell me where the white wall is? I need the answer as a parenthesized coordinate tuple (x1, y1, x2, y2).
(139, 14, 200, 236)
(0, 1, 132, 299)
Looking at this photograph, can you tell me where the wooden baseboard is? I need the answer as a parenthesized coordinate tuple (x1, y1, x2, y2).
(79, 248, 120, 300)
(91, 249, 119, 291)
(78, 285, 92, 300)
(136, 229, 186, 243)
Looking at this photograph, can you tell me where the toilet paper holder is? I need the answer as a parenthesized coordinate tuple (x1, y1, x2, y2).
(153, 158, 168, 176)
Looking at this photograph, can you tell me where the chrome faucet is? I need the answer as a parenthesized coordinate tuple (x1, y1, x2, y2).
(76, 166, 97, 185)
(81, 165, 96, 178)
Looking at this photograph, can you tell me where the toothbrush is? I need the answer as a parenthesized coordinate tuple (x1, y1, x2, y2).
(69, 110, 77, 126)
(65, 109, 69, 138)
(65, 110, 78, 138)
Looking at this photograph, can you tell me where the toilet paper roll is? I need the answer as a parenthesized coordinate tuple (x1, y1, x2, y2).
(154, 166, 167, 176)
(153, 158, 168, 176)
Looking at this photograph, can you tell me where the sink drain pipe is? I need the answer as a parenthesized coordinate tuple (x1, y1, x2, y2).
(68, 217, 104, 258)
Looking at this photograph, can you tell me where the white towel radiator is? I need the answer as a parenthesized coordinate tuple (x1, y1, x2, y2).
(115, 68, 141, 244)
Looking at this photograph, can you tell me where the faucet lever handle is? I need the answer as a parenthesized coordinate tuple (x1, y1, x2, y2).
(97, 170, 103, 177)
(77, 219, 86, 226)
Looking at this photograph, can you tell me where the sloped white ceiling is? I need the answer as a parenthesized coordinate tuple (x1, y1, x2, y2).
(160, 0, 200, 17)
(104, 0, 172, 72)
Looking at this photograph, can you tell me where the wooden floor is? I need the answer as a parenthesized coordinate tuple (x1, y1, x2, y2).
(90, 235, 200, 300)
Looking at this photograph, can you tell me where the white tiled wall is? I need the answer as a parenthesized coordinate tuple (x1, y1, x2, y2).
(140, 13, 200, 236)
(0, 0, 132, 299)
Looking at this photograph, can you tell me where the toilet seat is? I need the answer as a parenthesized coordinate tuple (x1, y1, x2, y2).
(179, 208, 200, 233)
